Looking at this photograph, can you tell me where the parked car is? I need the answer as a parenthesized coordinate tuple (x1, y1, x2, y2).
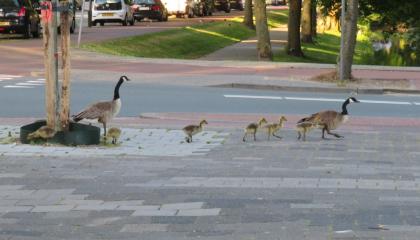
(0, 0, 41, 38)
(91, 0, 135, 26)
(214, 0, 230, 13)
(132, 0, 168, 21)
(230, 0, 243, 10)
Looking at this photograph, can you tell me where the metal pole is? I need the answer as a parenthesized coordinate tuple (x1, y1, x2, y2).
(77, 0, 85, 47)
(339, 0, 345, 80)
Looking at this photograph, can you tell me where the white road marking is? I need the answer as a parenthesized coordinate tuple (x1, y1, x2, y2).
(224, 94, 283, 100)
(36, 78, 45, 81)
(0, 77, 13, 80)
(3, 85, 33, 88)
(224, 94, 419, 106)
(0, 74, 22, 78)
(16, 83, 43, 86)
(284, 97, 343, 102)
(27, 80, 45, 84)
(359, 100, 411, 105)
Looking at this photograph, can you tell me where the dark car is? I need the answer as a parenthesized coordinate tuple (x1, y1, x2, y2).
(214, 0, 230, 13)
(132, 0, 168, 22)
(199, 0, 213, 16)
(230, 0, 243, 10)
(0, 0, 41, 38)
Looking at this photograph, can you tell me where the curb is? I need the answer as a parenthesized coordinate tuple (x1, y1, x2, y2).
(211, 83, 420, 95)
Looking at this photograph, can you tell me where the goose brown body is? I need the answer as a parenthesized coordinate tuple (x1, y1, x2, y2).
(298, 97, 359, 139)
(73, 76, 129, 136)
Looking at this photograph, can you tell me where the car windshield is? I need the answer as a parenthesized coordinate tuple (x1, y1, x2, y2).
(133, 0, 154, 4)
(0, 0, 20, 8)
(94, 0, 122, 10)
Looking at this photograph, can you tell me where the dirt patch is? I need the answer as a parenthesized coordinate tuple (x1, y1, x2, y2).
(311, 71, 413, 90)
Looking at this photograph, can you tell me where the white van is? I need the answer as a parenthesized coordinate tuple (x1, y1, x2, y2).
(165, 0, 194, 18)
(91, 0, 135, 26)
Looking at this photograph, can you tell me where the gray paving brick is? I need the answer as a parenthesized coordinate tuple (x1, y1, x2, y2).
(31, 205, 76, 212)
(160, 202, 204, 210)
(0, 206, 33, 213)
(120, 224, 168, 233)
(176, 208, 221, 216)
(131, 209, 177, 216)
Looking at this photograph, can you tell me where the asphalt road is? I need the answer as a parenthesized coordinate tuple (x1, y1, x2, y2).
(0, 77, 419, 118)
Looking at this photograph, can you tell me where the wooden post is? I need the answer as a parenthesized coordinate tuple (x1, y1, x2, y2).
(60, 0, 71, 131)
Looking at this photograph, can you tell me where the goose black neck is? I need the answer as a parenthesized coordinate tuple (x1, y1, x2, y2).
(113, 78, 124, 100)
(341, 99, 350, 115)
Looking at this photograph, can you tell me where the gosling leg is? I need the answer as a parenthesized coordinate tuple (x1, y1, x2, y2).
(272, 132, 282, 139)
(326, 128, 343, 138)
(297, 131, 302, 140)
(253, 131, 256, 141)
(242, 133, 247, 142)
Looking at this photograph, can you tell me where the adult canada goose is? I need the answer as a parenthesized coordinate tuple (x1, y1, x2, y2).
(27, 126, 56, 141)
(106, 127, 121, 144)
(263, 116, 287, 140)
(297, 97, 360, 139)
(72, 76, 130, 136)
(183, 120, 208, 143)
(243, 118, 267, 142)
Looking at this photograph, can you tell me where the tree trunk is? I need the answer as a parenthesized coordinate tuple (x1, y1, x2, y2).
(60, 0, 71, 131)
(41, 1, 60, 130)
(287, 0, 304, 56)
(243, 0, 254, 29)
(301, 0, 313, 43)
(339, 0, 358, 80)
(254, 0, 272, 60)
(311, 1, 317, 37)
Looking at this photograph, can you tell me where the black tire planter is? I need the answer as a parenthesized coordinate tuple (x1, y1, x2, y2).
(20, 120, 101, 146)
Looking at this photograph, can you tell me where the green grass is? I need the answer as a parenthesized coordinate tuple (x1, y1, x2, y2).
(274, 29, 373, 64)
(82, 21, 255, 59)
(267, 9, 289, 28)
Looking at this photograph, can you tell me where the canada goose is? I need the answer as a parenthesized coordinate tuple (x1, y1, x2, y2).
(263, 116, 287, 140)
(183, 120, 208, 143)
(243, 118, 268, 142)
(296, 121, 318, 141)
(72, 76, 130, 136)
(298, 97, 360, 139)
(27, 126, 56, 141)
(106, 127, 121, 144)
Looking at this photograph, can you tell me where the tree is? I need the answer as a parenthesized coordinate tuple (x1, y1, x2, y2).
(339, 0, 358, 80)
(243, 0, 255, 29)
(301, 0, 313, 43)
(254, 0, 272, 60)
(287, 0, 304, 56)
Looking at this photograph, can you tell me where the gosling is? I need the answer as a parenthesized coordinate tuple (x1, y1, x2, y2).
(243, 118, 267, 142)
(296, 121, 319, 141)
(106, 127, 121, 144)
(263, 116, 287, 140)
(183, 120, 208, 143)
(27, 126, 56, 141)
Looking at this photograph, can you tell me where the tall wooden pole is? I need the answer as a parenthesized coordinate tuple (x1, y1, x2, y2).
(60, 0, 71, 131)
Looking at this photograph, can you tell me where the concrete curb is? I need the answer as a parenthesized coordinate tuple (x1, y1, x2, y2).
(211, 83, 420, 95)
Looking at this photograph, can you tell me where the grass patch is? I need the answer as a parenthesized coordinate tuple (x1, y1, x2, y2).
(267, 9, 289, 28)
(274, 29, 373, 64)
(82, 21, 255, 59)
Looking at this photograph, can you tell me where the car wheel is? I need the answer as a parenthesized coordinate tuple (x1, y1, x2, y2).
(100, 21, 104, 26)
(225, 3, 231, 13)
(129, 17, 135, 26)
(24, 22, 33, 39)
(122, 15, 128, 26)
(70, 18, 76, 33)
(164, 12, 168, 21)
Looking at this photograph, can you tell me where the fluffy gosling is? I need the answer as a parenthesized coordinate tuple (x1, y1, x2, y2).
(183, 120, 208, 143)
(263, 116, 287, 140)
(296, 121, 319, 141)
(243, 118, 267, 142)
(27, 126, 56, 141)
(106, 127, 121, 144)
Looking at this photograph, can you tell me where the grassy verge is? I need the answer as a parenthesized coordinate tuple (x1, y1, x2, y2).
(82, 21, 255, 59)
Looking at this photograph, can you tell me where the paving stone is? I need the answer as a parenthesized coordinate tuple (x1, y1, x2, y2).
(120, 224, 168, 233)
(0, 206, 33, 213)
(176, 208, 221, 216)
(131, 209, 178, 217)
(31, 205, 76, 213)
(160, 202, 204, 210)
